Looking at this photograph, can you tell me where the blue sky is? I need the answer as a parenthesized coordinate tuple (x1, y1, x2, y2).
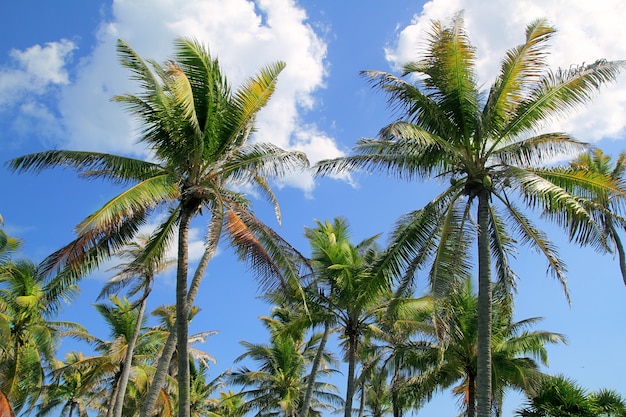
(2, 0, 626, 414)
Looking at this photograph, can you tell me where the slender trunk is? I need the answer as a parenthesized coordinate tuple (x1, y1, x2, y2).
(106, 371, 122, 417)
(139, 219, 221, 417)
(391, 372, 402, 417)
(357, 378, 365, 417)
(106, 379, 120, 417)
(608, 222, 626, 286)
(476, 190, 492, 417)
(467, 368, 476, 417)
(300, 321, 331, 417)
(344, 325, 358, 417)
(176, 208, 193, 417)
(112, 286, 151, 417)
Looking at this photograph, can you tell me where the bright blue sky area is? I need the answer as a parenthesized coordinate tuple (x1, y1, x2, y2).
(2, 1, 626, 415)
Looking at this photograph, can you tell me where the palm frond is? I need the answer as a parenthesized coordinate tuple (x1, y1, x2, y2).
(504, 59, 625, 137)
(483, 19, 555, 137)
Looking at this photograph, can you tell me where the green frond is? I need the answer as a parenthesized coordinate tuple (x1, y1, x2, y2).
(495, 195, 569, 301)
(165, 61, 201, 136)
(504, 59, 625, 137)
(428, 198, 474, 299)
(6, 150, 164, 184)
(314, 130, 450, 180)
(230, 61, 286, 146)
(487, 203, 519, 300)
(491, 132, 588, 168)
(414, 12, 480, 142)
(379, 187, 462, 291)
(221, 142, 309, 184)
(75, 175, 178, 235)
(483, 19, 555, 137)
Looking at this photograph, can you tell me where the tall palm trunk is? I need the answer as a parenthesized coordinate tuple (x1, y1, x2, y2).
(139, 219, 221, 417)
(344, 325, 359, 417)
(175, 207, 194, 417)
(112, 285, 151, 417)
(476, 190, 492, 417)
(300, 321, 331, 417)
(607, 217, 626, 286)
(467, 368, 476, 417)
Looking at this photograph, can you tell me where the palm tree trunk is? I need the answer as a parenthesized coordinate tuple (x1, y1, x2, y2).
(467, 368, 476, 417)
(112, 286, 151, 417)
(476, 190, 492, 417)
(358, 379, 365, 417)
(300, 321, 331, 417)
(175, 207, 193, 417)
(344, 327, 358, 417)
(139, 219, 221, 417)
(608, 222, 626, 286)
(106, 372, 122, 417)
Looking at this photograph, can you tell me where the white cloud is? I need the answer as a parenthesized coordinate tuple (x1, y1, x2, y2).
(2, 0, 336, 193)
(0, 39, 75, 107)
(386, 0, 626, 143)
(40, 0, 333, 192)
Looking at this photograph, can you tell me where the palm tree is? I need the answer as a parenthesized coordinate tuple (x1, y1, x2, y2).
(569, 149, 626, 285)
(36, 352, 100, 417)
(0, 215, 21, 267)
(424, 277, 565, 417)
(99, 234, 174, 417)
(304, 217, 391, 417)
(189, 360, 224, 417)
(516, 375, 626, 417)
(228, 308, 343, 417)
(0, 259, 83, 413)
(8, 37, 309, 417)
(315, 13, 625, 416)
(91, 296, 165, 414)
(359, 295, 435, 417)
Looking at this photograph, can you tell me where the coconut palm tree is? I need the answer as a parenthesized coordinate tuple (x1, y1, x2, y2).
(359, 295, 435, 417)
(0, 259, 83, 413)
(569, 149, 626, 285)
(516, 375, 626, 417)
(315, 13, 625, 416)
(429, 277, 565, 417)
(91, 296, 165, 414)
(99, 234, 174, 417)
(36, 352, 101, 417)
(228, 308, 343, 417)
(0, 215, 21, 267)
(8, 37, 309, 417)
(304, 217, 391, 417)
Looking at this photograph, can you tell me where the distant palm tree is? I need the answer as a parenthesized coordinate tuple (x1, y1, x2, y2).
(316, 13, 625, 416)
(569, 149, 626, 285)
(0, 215, 21, 267)
(37, 352, 100, 417)
(228, 309, 343, 417)
(516, 375, 626, 417)
(8, 37, 309, 417)
(304, 217, 391, 417)
(403, 277, 565, 417)
(0, 260, 83, 413)
(359, 296, 435, 417)
(99, 234, 174, 417)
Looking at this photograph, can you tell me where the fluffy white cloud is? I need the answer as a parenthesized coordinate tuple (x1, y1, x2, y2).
(2, 0, 336, 191)
(57, 0, 336, 189)
(0, 39, 75, 107)
(386, 0, 626, 142)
